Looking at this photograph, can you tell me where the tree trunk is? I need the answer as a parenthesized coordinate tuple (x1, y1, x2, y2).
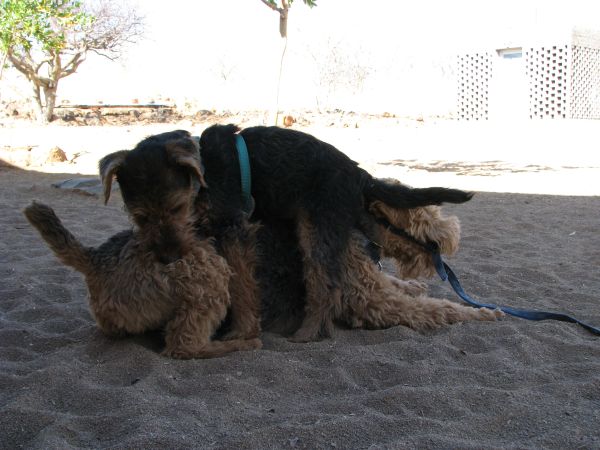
(45, 53, 61, 123)
(31, 84, 46, 123)
(279, 7, 289, 38)
(30, 80, 58, 123)
(43, 85, 58, 123)
(9, 51, 61, 123)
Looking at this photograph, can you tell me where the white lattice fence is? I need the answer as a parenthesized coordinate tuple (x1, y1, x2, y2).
(571, 46, 600, 119)
(526, 45, 569, 119)
(457, 53, 493, 120)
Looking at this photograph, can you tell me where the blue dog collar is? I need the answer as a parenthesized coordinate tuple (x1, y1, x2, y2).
(235, 134, 254, 215)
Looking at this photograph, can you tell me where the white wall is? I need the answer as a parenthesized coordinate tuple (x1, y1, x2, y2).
(3, 0, 600, 116)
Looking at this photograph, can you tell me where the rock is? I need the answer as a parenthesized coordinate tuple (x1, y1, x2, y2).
(193, 110, 214, 121)
(282, 115, 296, 127)
(61, 111, 76, 122)
(46, 146, 68, 163)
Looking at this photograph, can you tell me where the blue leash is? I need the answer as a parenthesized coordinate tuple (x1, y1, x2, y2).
(375, 218, 600, 336)
(432, 251, 600, 335)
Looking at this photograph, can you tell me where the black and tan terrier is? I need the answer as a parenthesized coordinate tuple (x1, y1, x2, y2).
(23, 134, 261, 359)
(199, 124, 475, 342)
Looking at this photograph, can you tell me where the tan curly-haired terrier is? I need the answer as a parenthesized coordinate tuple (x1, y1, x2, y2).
(259, 194, 503, 335)
(333, 199, 504, 331)
(23, 133, 261, 359)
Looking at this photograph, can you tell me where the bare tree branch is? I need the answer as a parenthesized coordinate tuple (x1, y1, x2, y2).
(77, 1, 144, 61)
(61, 52, 86, 77)
(260, 0, 283, 13)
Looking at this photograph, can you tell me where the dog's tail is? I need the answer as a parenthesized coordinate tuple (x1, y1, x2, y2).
(23, 202, 93, 274)
(364, 177, 474, 209)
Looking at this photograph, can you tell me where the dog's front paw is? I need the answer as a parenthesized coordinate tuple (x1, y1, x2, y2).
(240, 338, 262, 351)
(161, 347, 194, 360)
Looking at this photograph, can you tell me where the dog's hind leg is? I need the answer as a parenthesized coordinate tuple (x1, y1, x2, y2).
(162, 284, 261, 359)
(339, 248, 503, 330)
(164, 310, 261, 359)
(217, 222, 262, 341)
(291, 212, 348, 342)
(353, 291, 504, 331)
(165, 331, 261, 359)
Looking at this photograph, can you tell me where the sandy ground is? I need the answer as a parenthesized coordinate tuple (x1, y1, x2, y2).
(1, 117, 599, 448)
(2, 116, 600, 195)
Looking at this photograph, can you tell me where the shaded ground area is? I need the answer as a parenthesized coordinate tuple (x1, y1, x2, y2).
(1, 164, 599, 449)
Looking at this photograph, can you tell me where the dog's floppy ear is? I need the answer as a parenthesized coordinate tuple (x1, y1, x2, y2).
(166, 138, 208, 188)
(99, 150, 128, 205)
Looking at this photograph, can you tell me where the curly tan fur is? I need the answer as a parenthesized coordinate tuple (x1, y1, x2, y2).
(370, 199, 461, 280)
(23, 130, 265, 359)
(336, 232, 503, 330)
(24, 202, 260, 359)
(350, 189, 504, 328)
